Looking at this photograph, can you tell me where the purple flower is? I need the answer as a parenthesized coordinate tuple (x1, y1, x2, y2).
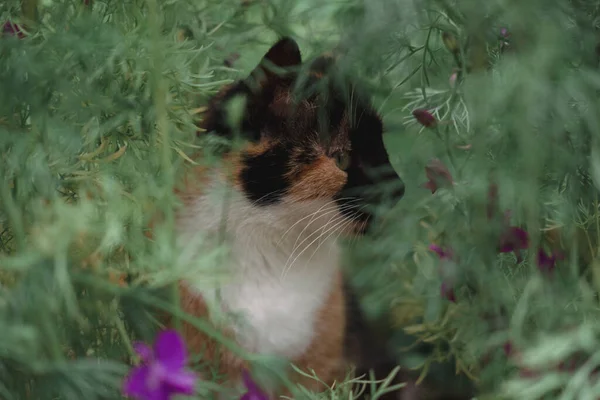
(440, 281, 456, 302)
(422, 159, 453, 194)
(429, 244, 452, 260)
(498, 226, 529, 262)
(241, 371, 268, 400)
(430, 244, 457, 302)
(123, 330, 196, 400)
(2, 21, 25, 38)
(412, 109, 436, 128)
(499, 28, 511, 52)
(536, 248, 564, 273)
(503, 341, 513, 357)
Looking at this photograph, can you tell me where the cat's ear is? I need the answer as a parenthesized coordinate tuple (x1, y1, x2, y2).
(248, 37, 302, 87)
(198, 38, 302, 140)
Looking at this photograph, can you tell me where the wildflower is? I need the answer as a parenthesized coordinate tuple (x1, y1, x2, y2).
(430, 244, 457, 302)
(498, 226, 529, 262)
(412, 109, 436, 128)
(503, 341, 513, 357)
(241, 370, 269, 400)
(499, 28, 510, 53)
(536, 248, 564, 273)
(429, 243, 452, 260)
(440, 281, 456, 302)
(123, 330, 196, 400)
(422, 159, 453, 194)
(441, 31, 459, 54)
(2, 21, 25, 38)
(486, 183, 530, 261)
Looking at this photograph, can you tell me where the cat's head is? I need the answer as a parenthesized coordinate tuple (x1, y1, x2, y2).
(199, 37, 404, 233)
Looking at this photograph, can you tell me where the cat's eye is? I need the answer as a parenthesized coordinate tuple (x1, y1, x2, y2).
(333, 151, 351, 171)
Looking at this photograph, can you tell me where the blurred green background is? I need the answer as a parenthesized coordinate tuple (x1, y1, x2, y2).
(3, 0, 600, 399)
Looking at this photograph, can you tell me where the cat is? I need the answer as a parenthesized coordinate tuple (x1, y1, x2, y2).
(168, 37, 407, 398)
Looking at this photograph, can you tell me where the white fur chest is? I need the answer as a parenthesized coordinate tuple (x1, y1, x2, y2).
(176, 182, 343, 359)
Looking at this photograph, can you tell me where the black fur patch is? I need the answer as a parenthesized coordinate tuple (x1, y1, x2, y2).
(239, 143, 291, 205)
(335, 102, 404, 225)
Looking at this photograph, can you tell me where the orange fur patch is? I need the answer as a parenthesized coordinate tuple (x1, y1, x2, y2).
(287, 155, 347, 202)
(175, 282, 249, 382)
(286, 270, 347, 394)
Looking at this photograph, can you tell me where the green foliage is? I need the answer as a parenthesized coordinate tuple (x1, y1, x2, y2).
(3, 0, 600, 399)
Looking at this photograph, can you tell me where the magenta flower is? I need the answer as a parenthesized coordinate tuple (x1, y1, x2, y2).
(429, 244, 452, 260)
(422, 159, 453, 194)
(498, 226, 529, 262)
(2, 21, 25, 38)
(503, 341, 513, 357)
(440, 281, 456, 302)
(123, 330, 196, 400)
(486, 185, 530, 261)
(412, 109, 436, 128)
(536, 248, 564, 273)
(499, 28, 510, 52)
(241, 371, 268, 400)
(430, 244, 457, 302)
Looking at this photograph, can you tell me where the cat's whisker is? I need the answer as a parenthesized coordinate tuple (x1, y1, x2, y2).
(282, 216, 346, 279)
(278, 197, 359, 245)
(306, 213, 364, 269)
(281, 207, 353, 279)
(282, 200, 359, 253)
(286, 201, 361, 257)
(286, 199, 361, 252)
(322, 206, 368, 255)
(316, 206, 369, 263)
(281, 212, 347, 279)
(282, 207, 360, 277)
(283, 215, 352, 277)
(344, 207, 370, 240)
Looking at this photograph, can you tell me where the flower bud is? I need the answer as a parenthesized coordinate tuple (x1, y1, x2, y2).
(2, 21, 25, 38)
(412, 109, 436, 128)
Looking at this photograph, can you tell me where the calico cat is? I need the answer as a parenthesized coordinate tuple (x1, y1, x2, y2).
(170, 37, 406, 398)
